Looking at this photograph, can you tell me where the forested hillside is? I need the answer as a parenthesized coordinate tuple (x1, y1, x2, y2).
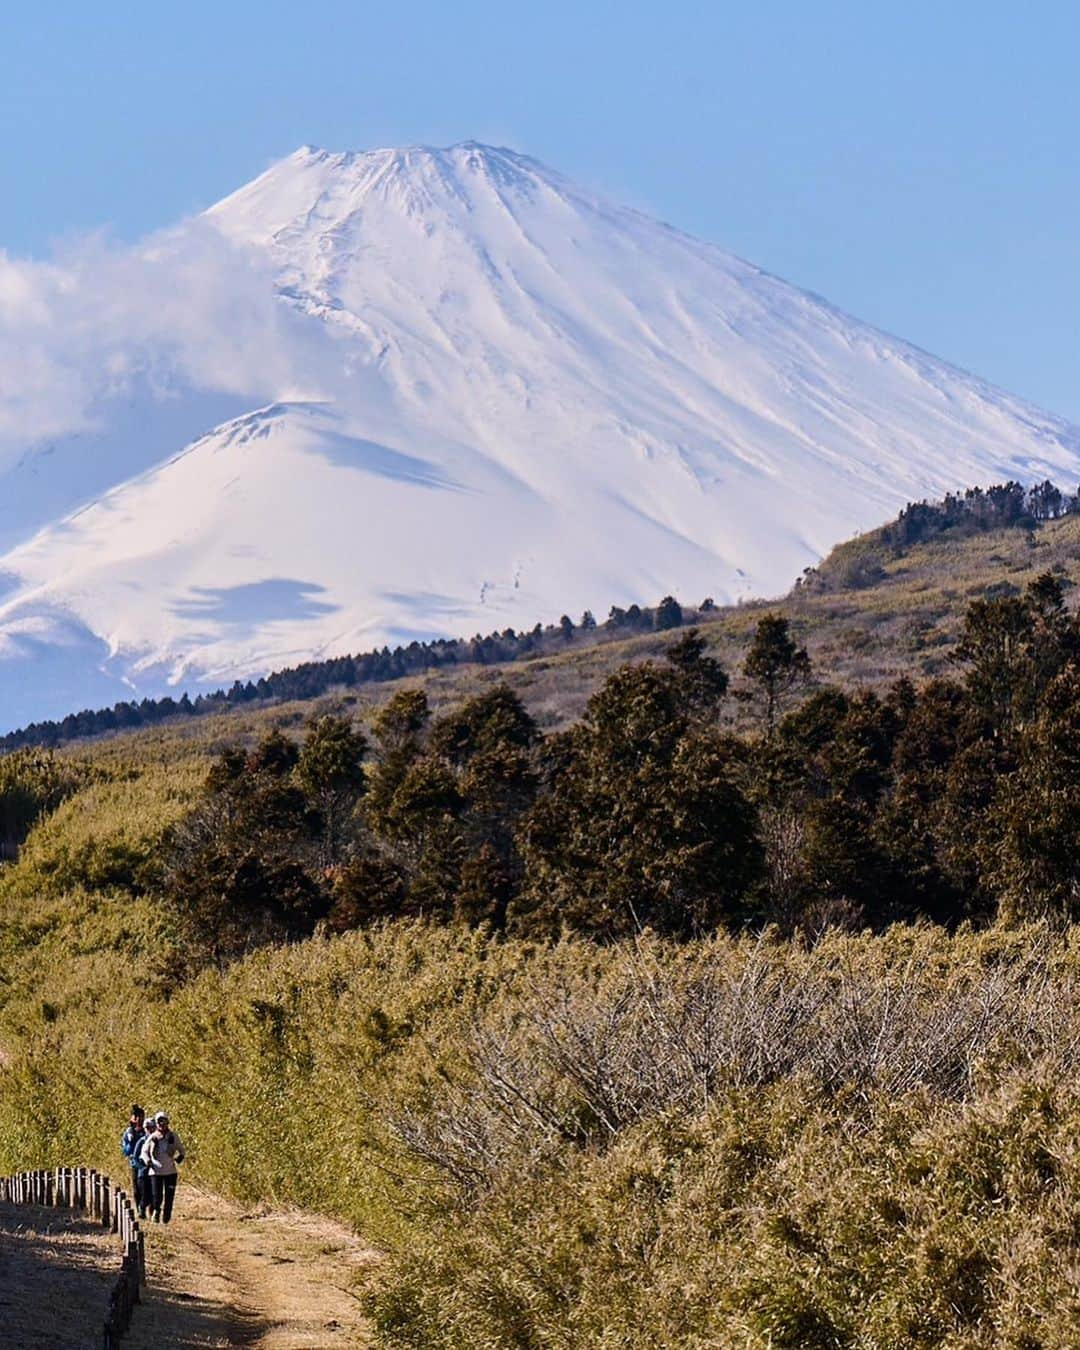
(3, 493, 1080, 1345)
(6, 476, 1080, 753)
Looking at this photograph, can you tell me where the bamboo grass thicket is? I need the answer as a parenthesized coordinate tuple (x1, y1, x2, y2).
(3, 917, 1080, 1346)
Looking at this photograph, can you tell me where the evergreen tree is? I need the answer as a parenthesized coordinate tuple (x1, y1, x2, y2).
(295, 715, 368, 867)
(512, 662, 760, 938)
(162, 733, 328, 963)
(988, 668, 1080, 921)
(428, 686, 537, 765)
(455, 842, 513, 927)
(327, 846, 406, 931)
(743, 614, 811, 732)
(664, 628, 729, 717)
(365, 690, 431, 832)
(654, 595, 684, 631)
(952, 573, 1077, 738)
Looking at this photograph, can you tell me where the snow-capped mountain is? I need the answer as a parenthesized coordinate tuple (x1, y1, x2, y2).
(0, 141, 1078, 728)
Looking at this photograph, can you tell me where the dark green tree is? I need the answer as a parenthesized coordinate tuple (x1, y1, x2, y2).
(743, 614, 811, 732)
(327, 846, 407, 931)
(511, 662, 760, 938)
(428, 685, 538, 766)
(162, 730, 328, 963)
(295, 715, 369, 867)
(654, 595, 684, 631)
(664, 628, 729, 717)
(365, 690, 431, 833)
(869, 680, 978, 922)
(987, 667, 1080, 921)
(455, 841, 513, 927)
(951, 573, 1076, 739)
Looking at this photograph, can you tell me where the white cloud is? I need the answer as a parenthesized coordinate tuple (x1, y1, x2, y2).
(0, 220, 335, 464)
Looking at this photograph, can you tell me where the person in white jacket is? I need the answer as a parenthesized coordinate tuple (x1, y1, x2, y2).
(140, 1110, 186, 1224)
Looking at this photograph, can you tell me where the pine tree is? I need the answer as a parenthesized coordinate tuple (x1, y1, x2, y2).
(455, 842, 513, 926)
(952, 573, 1077, 739)
(295, 715, 369, 867)
(365, 690, 431, 833)
(743, 614, 811, 733)
(327, 846, 406, 931)
(664, 628, 728, 717)
(654, 595, 684, 631)
(989, 667, 1080, 921)
(511, 662, 760, 938)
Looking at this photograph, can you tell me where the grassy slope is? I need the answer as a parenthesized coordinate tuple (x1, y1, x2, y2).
(4, 920, 1080, 1347)
(4, 513, 1080, 1345)
(3, 509, 1068, 1057)
(5, 508, 1076, 1082)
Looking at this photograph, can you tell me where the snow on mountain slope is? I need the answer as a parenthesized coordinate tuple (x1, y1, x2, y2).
(0, 141, 1078, 727)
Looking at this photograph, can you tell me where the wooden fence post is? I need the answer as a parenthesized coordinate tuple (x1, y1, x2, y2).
(2, 1163, 149, 1346)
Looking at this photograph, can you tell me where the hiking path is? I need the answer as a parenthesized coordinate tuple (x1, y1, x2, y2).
(0, 1184, 377, 1348)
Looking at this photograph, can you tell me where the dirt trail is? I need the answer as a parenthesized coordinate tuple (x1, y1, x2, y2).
(126, 1183, 379, 1348)
(1, 1186, 378, 1349)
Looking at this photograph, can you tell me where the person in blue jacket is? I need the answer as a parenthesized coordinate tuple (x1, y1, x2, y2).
(120, 1104, 148, 1217)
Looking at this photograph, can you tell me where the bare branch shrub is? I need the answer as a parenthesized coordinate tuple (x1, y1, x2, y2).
(389, 930, 1080, 1195)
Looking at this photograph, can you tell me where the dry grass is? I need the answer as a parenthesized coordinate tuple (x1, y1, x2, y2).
(5, 916, 1080, 1346)
(388, 928, 1080, 1196)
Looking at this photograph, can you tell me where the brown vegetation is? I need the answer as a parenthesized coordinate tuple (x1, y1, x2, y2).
(5, 505, 1080, 1344)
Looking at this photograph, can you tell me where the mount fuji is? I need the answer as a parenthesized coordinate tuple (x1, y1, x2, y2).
(0, 141, 1078, 728)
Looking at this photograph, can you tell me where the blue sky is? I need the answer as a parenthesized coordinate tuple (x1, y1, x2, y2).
(4, 1, 1078, 420)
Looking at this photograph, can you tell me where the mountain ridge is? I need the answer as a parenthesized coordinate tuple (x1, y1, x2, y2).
(7, 477, 1079, 755)
(0, 140, 1078, 728)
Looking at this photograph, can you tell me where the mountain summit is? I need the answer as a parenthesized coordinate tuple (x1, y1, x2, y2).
(0, 142, 1077, 726)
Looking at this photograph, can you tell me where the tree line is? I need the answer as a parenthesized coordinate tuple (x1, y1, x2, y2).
(152, 571, 1080, 962)
(884, 479, 1079, 549)
(796, 477, 1080, 593)
(5, 478, 1076, 755)
(0, 597, 702, 754)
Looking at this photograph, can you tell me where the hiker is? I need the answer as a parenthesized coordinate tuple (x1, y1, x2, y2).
(135, 1115, 158, 1218)
(120, 1105, 148, 1216)
(140, 1110, 186, 1224)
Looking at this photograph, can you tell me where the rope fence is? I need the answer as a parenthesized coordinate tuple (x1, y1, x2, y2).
(0, 1166, 146, 1348)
